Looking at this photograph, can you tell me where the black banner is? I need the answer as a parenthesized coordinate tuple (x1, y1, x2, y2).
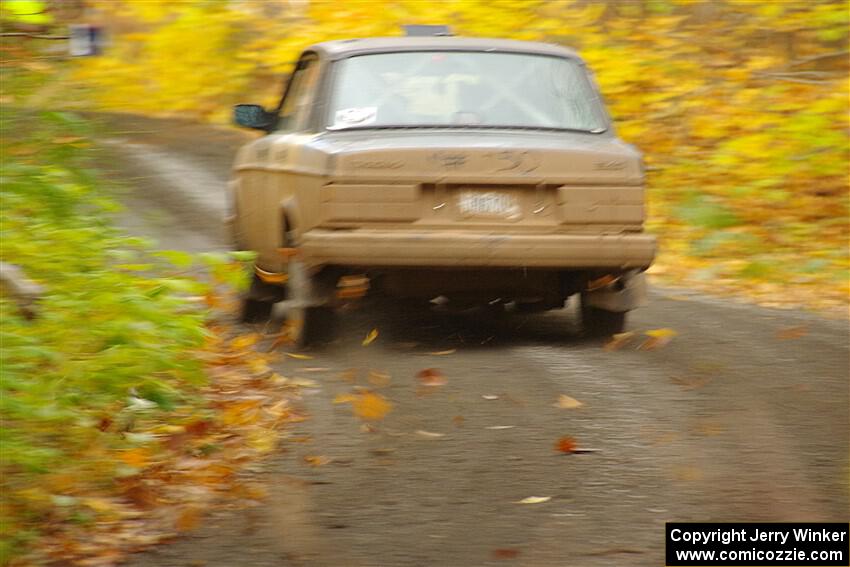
(666, 523, 849, 566)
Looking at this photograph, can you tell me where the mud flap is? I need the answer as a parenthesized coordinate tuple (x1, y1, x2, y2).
(583, 270, 648, 312)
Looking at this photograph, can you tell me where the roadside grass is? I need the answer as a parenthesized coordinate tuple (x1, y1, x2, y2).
(0, 106, 293, 565)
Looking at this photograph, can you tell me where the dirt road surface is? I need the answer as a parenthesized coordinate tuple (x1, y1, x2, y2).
(97, 115, 848, 567)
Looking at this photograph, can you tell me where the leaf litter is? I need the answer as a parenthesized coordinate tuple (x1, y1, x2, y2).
(34, 295, 311, 566)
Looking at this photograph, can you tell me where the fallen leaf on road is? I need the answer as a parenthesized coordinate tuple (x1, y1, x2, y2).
(571, 447, 601, 454)
(554, 394, 583, 409)
(362, 328, 379, 346)
(776, 325, 808, 340)
(222, 400, 262, 426)
(288, 377, 319, 388)
(332, 393, 357, 404)
(516, 496, 551, 504)
(302, 367, 330, 372)
(429, 349, 456, 355)
(646, 328, 678, 339)
(555, 436, 577, 454)
(639, 328, 678, 350)
(482, 394, 499, 400)
(493, 548, 520, 559)
(370, 448, 395, 456)
(673, 466, 704, 481)
(352, 392, 392, 421)
(417, 368, 447, 387)
(452, 415, 465, 427)
(604, 331, 636, 351)
(247, 429, 278, 453)
(338, 368, 358, 383)
(303, 455, 332, 467)
(415, 430, 446, 438)
(368, 370, 391, 388)
(486, 425, 515, 430)
(231, 333, 259, 350)
(247, 358, 271, 376)
(175, 506, 201, 532)
(285, 352, 314, 360)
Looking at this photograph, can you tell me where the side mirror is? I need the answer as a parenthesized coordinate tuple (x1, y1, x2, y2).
(233, 104, 275, 131)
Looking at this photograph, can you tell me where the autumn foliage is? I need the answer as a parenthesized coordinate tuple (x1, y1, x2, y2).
(52, 0, 848, 310)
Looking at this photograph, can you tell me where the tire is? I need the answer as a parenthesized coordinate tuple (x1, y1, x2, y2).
(241, 296, 274, 323)
(580, 294, 626, 337)
(240, 274, 284, 324)
(284, 259, 337, 347)
(286, 305, 336, 347)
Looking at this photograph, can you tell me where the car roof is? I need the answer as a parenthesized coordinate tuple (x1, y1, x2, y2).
(307, 37, 582, 62)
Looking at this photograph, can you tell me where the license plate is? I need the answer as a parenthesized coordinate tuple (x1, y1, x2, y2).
(458, 191, 520, 218)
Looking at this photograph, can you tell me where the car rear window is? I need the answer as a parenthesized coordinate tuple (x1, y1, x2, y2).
(326, 51, 607, 132)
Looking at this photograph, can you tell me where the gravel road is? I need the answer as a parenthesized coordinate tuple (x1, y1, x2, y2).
(98, 114, 848, 567)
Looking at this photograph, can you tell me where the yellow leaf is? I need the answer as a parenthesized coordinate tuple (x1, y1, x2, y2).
(333, 393, 357, 404)
(554, 394, 583, 409)
(83, 497, 118, 514)
(352, 392, 392, 421)
(362, 328, 379, 346)
(285, 352, 313, 360)
(516, 496, 551, 504)
(120, 448, 151, 468)
(303, 455, 332, 467)
(231, 333, 259, 350)
(247, 429, 277, 453)
(247, 357, 271, 375)
(428, 349, 456, 355)
(604, 331, 636, 351)
(645, 328, 678, 339)
(640, 328, 678, 350)
(221, 400, 262, 426)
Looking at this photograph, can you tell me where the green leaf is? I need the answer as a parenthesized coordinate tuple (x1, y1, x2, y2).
(155, 250, 195, 269)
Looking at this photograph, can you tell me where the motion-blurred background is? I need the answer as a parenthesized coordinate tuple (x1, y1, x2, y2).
(4, 0, 848, 311)
(1, 2, 848, 566)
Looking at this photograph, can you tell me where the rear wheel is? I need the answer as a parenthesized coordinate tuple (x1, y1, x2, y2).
(240, 274, 284, 323)
(286, 305, 336, 347)
(580, 293, 626, 337)
(284, 259, 337, 348)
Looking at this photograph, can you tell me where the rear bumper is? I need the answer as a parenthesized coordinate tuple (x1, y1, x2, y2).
(300, 229, 656, 269)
